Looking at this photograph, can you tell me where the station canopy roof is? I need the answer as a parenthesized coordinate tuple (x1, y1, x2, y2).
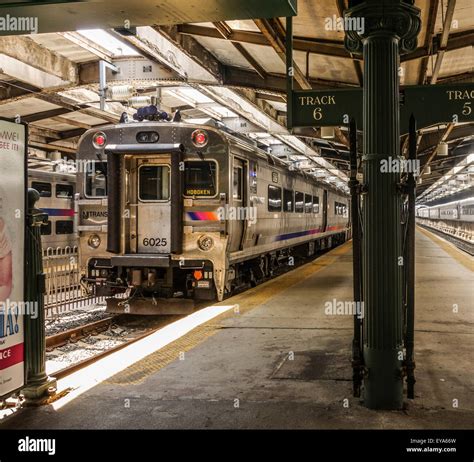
(0, 0, 472, 199)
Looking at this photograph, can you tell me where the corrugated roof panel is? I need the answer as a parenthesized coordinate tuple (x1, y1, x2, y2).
(402, 60, 423, 86)
(293, 0, 345, 41)
(434, 0, 474, 34)
(294, 51, 359, 85)
(192, 36, 255, 69)
(238, 43, 284, 74)
(436, 47, 474, 79)
(29, 33, 98, 63)
(0, 97, 61, 118)
(32, 120, 78, 131)
(225, 20, 260, 32)
(59, 111, 109, 125)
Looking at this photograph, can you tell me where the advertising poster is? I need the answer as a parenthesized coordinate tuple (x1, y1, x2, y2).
(0, 119, 26, 399)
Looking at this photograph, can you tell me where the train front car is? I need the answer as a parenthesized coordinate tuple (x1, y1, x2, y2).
(76, 120, 350, 314)
(77, 122, 230, 314)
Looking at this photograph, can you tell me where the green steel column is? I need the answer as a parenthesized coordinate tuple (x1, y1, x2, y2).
(344, 0, 420, 409)
(22, 189, 56, 401)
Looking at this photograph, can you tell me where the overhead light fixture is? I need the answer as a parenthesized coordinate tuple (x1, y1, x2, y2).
(437, 141, 448, 157)
(321, 127, 335, 139)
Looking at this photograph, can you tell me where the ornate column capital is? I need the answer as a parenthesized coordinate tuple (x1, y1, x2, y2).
(344, 0, 421, 54)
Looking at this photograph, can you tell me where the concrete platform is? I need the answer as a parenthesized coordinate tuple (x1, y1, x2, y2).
(2, 228, 473, 429)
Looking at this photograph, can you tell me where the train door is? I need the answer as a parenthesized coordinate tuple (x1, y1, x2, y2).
(230, 157, 246, 251)
(135, 157, 171, 254)
(322, 189, 328, 232)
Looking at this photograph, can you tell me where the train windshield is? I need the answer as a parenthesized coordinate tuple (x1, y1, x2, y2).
(85, 160, 107, 197)
(184, 161, 217, 197)
(139, 165, 170, 201)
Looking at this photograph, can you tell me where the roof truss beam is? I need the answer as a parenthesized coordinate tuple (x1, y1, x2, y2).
(177, 24, 473, 65)
(430, 0, 457, 84)
(177, 24, 354, 60)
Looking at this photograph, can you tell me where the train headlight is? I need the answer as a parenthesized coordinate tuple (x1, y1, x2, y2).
(198, 235, 214, 251)
(92, 131, 107, 149)
(191, 129, 208, 148)
(88, 234, 101, 249)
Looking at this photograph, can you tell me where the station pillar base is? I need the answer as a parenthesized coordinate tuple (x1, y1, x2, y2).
(22, 377, 57, 404)
(363, 347, 404, 410)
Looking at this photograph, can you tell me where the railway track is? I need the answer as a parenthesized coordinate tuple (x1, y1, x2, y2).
(418, 224, 474, 256)
(45, 314, 180, 381)
(46, 317, 115, 350)
(50, 325, 161, 380)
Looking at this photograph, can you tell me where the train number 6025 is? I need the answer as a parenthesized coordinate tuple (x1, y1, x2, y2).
(142, 237, 167, 247)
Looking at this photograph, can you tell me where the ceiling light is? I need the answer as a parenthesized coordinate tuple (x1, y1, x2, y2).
(437, 142, 448, 156)
(321, 127, 335, 139)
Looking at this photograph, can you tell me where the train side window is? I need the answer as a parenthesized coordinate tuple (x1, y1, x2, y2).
(268, 185, 282, 212)
(462, 204, 474, 215)
(313, 196, 320, 214)
(55, 220, 73, 234)
(249, 161, 257, 194)
(233, 166, 243, 200)
(85, 161, 107, 197)
(138, 165, 170, 201)
(295, 191, 304, 213)
(41, 220, 52, 236)
(283, 189, 294, 212)
(335, 201, 347, 216)
(304, 194, 312, 213)
(184, 161, 217, 197)
(56, 183, 74, 198)
(31, 181, 51, 198)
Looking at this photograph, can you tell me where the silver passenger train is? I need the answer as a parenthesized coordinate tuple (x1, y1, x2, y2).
(76, 120, 350, 314)
(28, 169, 76, 252)
(416, 198, 474, 222)
(416, 198, 474, 244)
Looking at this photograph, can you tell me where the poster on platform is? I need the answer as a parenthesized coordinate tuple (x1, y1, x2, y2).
(0, 118, 26, 399)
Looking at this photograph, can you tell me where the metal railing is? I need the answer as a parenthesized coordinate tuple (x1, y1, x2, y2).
(42, 246, 106, 317)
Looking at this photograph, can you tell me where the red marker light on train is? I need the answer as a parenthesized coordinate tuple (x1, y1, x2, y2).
(92, 132, 107, 148)
(193, 270, 203, 281)
(191, 129, 208, 148)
